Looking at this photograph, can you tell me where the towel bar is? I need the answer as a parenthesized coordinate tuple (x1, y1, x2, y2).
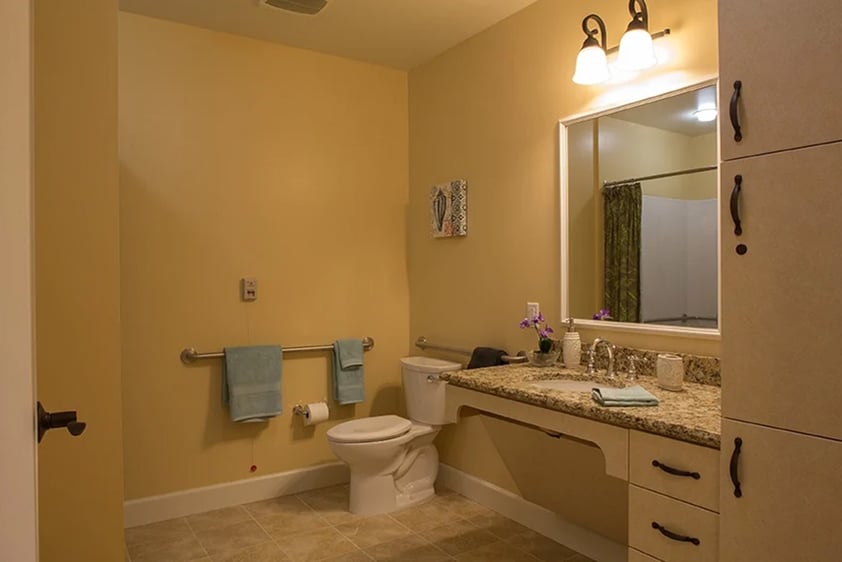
(180, 337, 374, 364)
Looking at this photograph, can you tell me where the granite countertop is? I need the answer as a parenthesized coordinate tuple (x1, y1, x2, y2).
(441, 364, 721, 449)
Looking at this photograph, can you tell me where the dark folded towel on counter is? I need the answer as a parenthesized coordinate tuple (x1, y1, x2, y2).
(467, 347, 507, 369)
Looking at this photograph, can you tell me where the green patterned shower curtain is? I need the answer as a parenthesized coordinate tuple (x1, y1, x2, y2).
(603, 182, 642, 323)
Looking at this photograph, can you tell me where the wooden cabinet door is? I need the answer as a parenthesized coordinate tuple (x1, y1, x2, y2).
(720, 420, 842, 561)
(720, 142, 842, 441)
(719, 0, 842, 161)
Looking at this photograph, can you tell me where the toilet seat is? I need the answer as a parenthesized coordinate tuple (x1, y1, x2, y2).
(327, 415, 412, 444)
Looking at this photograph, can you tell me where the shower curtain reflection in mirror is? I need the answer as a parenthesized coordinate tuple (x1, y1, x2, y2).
(602, 182, 642, 323)
(563, 81, 719, 332)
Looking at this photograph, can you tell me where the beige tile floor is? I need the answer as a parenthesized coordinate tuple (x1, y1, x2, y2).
(124, 485, 596, 562)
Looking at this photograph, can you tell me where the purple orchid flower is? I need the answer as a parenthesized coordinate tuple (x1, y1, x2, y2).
(592, 308, 612, 320)
(519, 313, 555, 352)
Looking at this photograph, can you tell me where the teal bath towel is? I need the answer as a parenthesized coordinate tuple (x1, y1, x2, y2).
(333, 339, 364, 405)
(592, 385, 659, 407)
(222, 345, 282, 422)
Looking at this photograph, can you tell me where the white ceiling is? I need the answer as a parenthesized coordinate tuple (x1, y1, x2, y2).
(119, 0, 540, 70)
(610, 86, 718, 137)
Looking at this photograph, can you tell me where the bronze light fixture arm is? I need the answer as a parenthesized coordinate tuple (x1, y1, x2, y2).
(581, 13, 608, 51)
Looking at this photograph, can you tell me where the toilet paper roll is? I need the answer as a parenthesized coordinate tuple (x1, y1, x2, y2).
(657, 354, 685, 391)
(301, 402, 330, 426)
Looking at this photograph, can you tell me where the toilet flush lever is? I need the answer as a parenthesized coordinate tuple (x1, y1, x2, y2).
(427, 374, 441, 383)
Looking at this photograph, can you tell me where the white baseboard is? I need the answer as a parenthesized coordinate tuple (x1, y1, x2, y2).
(438, 464, 626, 562)
(124, 462, 350, 528)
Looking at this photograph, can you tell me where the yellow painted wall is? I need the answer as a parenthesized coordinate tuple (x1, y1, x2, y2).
(35, 1, 124, 560)
(598, 118, 716, 200)
(119, 13, 410, 499)
(437, 413, 629, 543)
(408, 0, 719, 359)
(409, 0, 718, 543)
(568, 119, 718, 320)
(568, 121, 599, 318)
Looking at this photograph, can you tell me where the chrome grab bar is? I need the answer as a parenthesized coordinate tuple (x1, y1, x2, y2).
(414, 336, 471, 356)
(414, 336, 527, 364)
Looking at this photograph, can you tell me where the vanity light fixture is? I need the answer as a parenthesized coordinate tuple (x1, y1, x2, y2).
(617, 0, 657, 70)
(571, 0, 670, 85)
(572, 14, 611, 85)
(694, 102, 718, 122)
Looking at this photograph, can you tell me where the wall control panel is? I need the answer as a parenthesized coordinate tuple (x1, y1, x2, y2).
(241, 277, 257, 301)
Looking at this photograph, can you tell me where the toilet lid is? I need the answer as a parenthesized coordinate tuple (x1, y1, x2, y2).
(327, 415, 412, 443)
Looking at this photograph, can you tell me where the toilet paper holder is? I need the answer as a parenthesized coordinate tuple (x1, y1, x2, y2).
(292, 399, 328, 419)
(292, 404, 308, 417)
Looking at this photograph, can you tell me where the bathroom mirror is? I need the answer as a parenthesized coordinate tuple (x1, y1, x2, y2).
(560, 80, 720, 338)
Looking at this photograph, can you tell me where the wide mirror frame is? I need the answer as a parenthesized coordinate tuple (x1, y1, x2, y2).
(559, 79, 721, 339)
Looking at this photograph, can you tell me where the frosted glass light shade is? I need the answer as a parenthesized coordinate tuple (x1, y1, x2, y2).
(572, 45, 610, 85)
(618, 28, 656, 70)
(694, 103, 718, 122)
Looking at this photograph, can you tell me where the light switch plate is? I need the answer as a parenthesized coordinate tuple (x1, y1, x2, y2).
(527, 302, 540, 319)
(241, 277, 257, 301)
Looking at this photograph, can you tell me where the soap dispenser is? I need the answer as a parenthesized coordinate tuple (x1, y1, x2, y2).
(562, 318, 582, 370)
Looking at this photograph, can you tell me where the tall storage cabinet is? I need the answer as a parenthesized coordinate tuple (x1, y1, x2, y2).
(718, 1, 842, 560)
(717, 0, 842, 161)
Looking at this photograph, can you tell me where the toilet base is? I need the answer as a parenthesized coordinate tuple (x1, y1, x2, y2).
(348, 473, 437, 515)
(348, 444, 439, 516)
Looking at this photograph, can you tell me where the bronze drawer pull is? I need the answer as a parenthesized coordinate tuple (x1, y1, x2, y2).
(730, 437, 743, 498)
(651, 521, 700, 545)
(730, 80, 743, 142)
(652, 459, 701, 479)
(730, 175, 743, 236)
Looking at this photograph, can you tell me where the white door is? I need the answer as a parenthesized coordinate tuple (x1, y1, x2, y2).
(0, 1, 38, 560)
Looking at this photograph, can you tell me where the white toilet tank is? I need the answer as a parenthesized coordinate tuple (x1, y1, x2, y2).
(400, 356, 462, 425)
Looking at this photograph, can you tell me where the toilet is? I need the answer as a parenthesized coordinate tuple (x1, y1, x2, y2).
(326, 356, 461, 515)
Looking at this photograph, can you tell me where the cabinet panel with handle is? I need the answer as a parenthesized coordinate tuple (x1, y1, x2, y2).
(720, 420, 842, 561)
(719, 0, 842, 161)
(720, 142, 842, 440)
(629, 485, 718, 562)
(629, 430, 719, 512)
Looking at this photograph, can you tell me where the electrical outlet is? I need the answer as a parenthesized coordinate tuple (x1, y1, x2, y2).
(241, 277, 257, 301)
(527, 302, 540, 319)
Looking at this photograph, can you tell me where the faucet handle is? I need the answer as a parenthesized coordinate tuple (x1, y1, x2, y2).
(628, 355, 639, 382)
(586, 347, 597, 375)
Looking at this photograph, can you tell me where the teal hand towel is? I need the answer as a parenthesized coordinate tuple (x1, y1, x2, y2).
(592, 385, 659, 407)
(222, 345, 282, 422)
(333, 339, 364, 405)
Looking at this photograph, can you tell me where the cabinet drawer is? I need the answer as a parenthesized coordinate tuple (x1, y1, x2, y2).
(629, 430, 719, 512)
(629, 485, 719, 562)
(628, 547, 662, 562)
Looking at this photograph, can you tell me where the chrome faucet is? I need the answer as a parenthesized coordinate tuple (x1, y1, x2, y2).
(587, 337, 616, 379)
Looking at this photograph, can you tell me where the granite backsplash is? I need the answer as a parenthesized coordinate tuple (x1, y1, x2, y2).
(579, 342, 720, 386)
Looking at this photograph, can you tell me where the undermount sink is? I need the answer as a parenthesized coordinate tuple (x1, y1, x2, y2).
(529, 380, 601, 392)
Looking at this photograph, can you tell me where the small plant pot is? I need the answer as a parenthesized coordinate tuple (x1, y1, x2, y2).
(528, 349, 561, 367)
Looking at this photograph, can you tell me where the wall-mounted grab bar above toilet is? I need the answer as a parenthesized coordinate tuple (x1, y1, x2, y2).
(414, 336, 527, 364)
(180, 337, 375, 364)
(414, 336, 471, 356)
